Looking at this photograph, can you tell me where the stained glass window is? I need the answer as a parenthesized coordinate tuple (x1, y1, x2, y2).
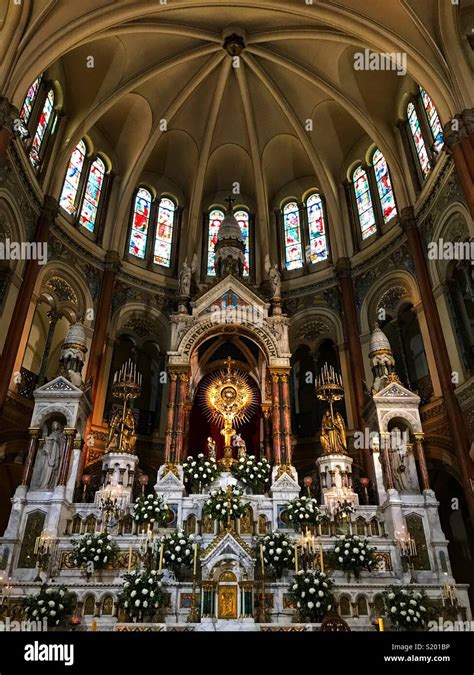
(353, 166, 376, 239)
(59, 140, 86, 215)
(154, 197, 175, 267)
(234, 209, 250, 276)
(306, 193, 328, 263)
(372, 149, 397, 224)
(283, 202, 303, 270)
(29, 89, 55, 168)
(207, 208, 225, 276)
(20, 76, 41, 124)
(129, 188, 152, 259)
(79, 157, 105, 232)
(420, 88, 444, 153)
(407, 102, 431, 177)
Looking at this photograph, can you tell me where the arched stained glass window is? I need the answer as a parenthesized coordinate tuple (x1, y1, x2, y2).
(420, 88, 444, 152)
(234, 209, 250, 276)
(283, 202, 303, 270)
(59, 140, 87, 215)
(372, 149, 397, 224)
(306, 193, 328, 263)
(207, 208, 225, 276)
(129, 188, 152, 259)
(20, 76, 41, 124)
(353, 166, 376, 239)
(79, 157, 105, 232)
(407, 102, 431, 177)
(29, 89, 55, 168)
(154, 197, 175, 267)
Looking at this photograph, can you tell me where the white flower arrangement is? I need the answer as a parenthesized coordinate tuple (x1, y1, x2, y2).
(231, 455, 271, 493)
(183, 454, 219, 491)
(133, 493, 170, 526)
(72, 532, 118, 575)
(203, 486, 248, 522)
(259, 531, 293, 578)
(118, 569, 165, 620)
(285, 496, 321, 531)
(332, 535, 376, 578)
(288, 570, 334, 622)
(383, 586, 431, 630)
(160, 529, 196, 580)
(25, 584, 76, 627)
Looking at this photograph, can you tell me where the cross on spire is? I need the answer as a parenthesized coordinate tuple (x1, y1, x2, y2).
(225, 195, 235, 211)
(224, 355, 234, 374)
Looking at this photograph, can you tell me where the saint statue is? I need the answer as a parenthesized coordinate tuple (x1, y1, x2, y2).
(320, 410, 347, 455)
(107, 409, 137, 453)
(268, 264, 281, 299)
(178, 258, 192, 297)
(31, 421, 65, 490)
(232, 433, 247, 459)
(207, 436, 217, 461)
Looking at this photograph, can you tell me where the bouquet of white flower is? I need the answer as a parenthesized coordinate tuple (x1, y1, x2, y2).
(285, 496, 321, 531)
(183, 454, 219, 492)
(332, 534, 376, 578)
(118, 569, 165, 621)
(383, 587, 431, 630)
(203, 486, 248, 523)
(72, 532, 118, 576)
(25, 584, 76, 627)
(288, 570, 334, 622)
(133, 493, 170, 526)
(160, 529, 196, 580)
(259, 531, 294, 578)
(231, 455, 271, 493)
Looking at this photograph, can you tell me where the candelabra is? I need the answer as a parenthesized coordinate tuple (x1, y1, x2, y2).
(33, 530, 55, 582)
(316, 363, 347, 456)
(295, 529, 325, 573)
(0, 575, 12, 610)
(334, 500, 355, 534)
(441, 580, 458, 617)
(138, 526, 159, 570)
(108, 359, 142, 453)
(315, 363, 344, 410)
(98, 493, 124, 532)
(396, 529, 417, 583)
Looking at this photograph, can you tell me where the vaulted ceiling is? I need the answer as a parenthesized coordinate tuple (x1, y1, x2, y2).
(1, 0, 472, 263)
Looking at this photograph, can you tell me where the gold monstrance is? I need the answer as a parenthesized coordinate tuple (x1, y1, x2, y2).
(107, 359, 142, 453)
(315, 363, 348, 455)
(202, 357, 256, 470)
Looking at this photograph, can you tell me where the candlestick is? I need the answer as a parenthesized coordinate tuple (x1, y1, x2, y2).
(260, 544, 265, 575)
(127, 544, 132, 573)
(378, 617, 384, 632)
(193, 543, 198, 576)
(158, 543, 164, 573)
(294, 543, 299, 574)
(319, 544, 324, 573)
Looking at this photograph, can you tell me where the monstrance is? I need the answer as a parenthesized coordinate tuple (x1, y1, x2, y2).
(201, 357, 256, 470)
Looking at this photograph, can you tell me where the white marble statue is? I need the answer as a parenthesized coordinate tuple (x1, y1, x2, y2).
(179, 258, 192, 297)
(207, 436, 217, 461)
(31, 421, 65, 490)
(233, 433, 247, 459)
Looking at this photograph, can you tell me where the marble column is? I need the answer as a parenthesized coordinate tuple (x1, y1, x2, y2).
(261, 404, 272, 462)
(335, 257, 376, 489)
(57, 428, 76, 486)
(280, 374, 292, 465)
(37, 310, 61, 386)
(401, 207, 474, 520)
(443, 117, 474, 217)
(271, 373, 281, 464)
(414, 433, 430, 492)
(0, 96, 19, 168)
(0, 196, 59, 411)
(174, 372, 189, 464)
(165, 373, 178, 464)
(20, 428, 41, 486)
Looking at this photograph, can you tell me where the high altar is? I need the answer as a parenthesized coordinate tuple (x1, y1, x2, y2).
(0, 209, 470, 631)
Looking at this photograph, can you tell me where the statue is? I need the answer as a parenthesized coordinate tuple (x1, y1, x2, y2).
(268, 264, 281, 299)
(232, 433, 247, 459)
(207, 436, 217, 461)
(107, 409, 137, 453)
(320, 410, 347, 455)
(179, 258, 192, 297)
(31, 421, 65, 489)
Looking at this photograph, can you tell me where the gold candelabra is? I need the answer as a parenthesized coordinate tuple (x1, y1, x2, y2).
(107, 359, 142, 453)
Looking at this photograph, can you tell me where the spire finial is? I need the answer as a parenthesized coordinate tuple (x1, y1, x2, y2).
(225, 195, 235, 211)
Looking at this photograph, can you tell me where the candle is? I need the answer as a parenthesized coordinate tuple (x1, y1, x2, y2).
(260, 544, 265, 575)
(294, 544, 299, 574)
(91, 620, 97, 632)
(127, 544, 132, 573)
(193, 543, 198, 576)
(319, 544, 324, 573)
(158, 543, 164, 573)
(378, 617, 384, 632)
(34, 537, 39, 555)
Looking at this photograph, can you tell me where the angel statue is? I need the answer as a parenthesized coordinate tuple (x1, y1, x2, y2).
(178, 254, 197, 297)
(207, 436, 217, 461)
(233, 433, 247, 459)
(264, 255, 281, 299)
(320, 410, 347, 455)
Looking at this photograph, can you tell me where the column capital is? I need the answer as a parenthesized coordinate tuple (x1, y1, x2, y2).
(28, 427, 41, 438)
(399, 206, 417, 233)
(0, 97, 20, 133)
(334, 257, 352, 279)
(462, 108, 474, 136)
(104, 250, 121, 273)
(64, 427, 76, 437)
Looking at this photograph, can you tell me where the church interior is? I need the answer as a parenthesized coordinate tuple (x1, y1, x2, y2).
(0, 0, 473, 632)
